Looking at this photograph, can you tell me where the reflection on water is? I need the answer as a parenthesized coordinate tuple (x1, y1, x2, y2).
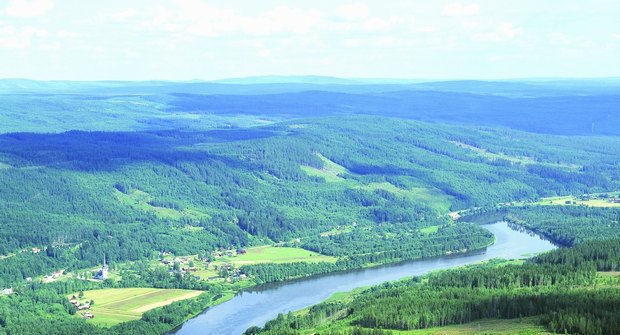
(169, 221, 557, 335)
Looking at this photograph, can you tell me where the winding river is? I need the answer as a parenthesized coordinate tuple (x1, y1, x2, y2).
(170, 222, 557, 335)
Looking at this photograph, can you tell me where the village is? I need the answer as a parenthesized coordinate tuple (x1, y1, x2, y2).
(69, 294, 95, 319)
(3, 244, 332, 325)
(157, 247, 249, 282)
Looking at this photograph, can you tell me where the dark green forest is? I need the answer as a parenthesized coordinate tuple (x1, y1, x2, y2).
(251, 239, 620, 335)
(2, 117, 619, 287)
(2, 80, 620, 334)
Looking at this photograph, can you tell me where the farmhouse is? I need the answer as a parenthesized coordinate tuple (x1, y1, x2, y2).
(2, 288, 13, 295)
(77, 302, 91, 310)
(83, 312, 94, 319)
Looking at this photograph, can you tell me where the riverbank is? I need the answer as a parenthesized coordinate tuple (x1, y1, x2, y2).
(170, 221, 557, 335)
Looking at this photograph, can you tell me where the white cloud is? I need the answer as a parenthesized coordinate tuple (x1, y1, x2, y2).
(462, 20, 480, 30)
(549, 32, 569, 45)
(361, 16, 401, 32)
(4, 0, 54, 18)
(614, 33, 620, 40)
(442, 2, 480, 17)
(111, 9, 138, 22)
(58, 29, 77, 39)
(337, 3, 369, 21)
(418, 25, 439, 33)
(243, 6, 322, 35)
(0, 23, 47, 48)
(144, 2, 323, 37)
(472, 22, 523, 42)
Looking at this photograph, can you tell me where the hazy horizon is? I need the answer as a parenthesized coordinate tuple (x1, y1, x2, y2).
(1, 0, 619, 81)
(3, 75, 620, 83)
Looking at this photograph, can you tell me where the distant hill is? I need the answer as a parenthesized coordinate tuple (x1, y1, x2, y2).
(212, 75, 363, 85)
(1, 78, 620, 136)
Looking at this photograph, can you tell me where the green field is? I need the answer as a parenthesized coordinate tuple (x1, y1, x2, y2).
(301, 153, 453, 212)
(71, 288, 203, 327)
(358, 183, 452, 212)
(451, 140, 579, 172)
(219, 246, 337, 266)
(419, 225, 440, 234)
(114, 189, 211, 220)
(301, 153, 349, 183)
(533, 194, 620, 208)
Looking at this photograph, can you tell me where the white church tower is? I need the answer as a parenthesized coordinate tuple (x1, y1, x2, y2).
(95, 255, 109, 280)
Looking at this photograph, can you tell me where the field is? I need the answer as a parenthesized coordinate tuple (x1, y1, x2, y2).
(218, 246, 337, 266)
(114, 189, 211, 220)
(451, 141, 580, 171)
(419, 225, 440, 234)
(533, 193, 620, 208)
(71, 288, 203, 327)
(163, 246, 338, 281)
(300, 153, 349, 183)
(301, 153, 453, 212)
(358, 183, 452, 212)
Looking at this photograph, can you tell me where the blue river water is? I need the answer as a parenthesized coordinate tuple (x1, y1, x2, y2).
(170, 221, 557, 335)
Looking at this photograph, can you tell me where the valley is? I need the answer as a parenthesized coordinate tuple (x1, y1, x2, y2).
(1, 79, 619, 335)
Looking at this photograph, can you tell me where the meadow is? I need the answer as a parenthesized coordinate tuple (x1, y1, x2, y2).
(72, 288, 203, 327)
(533, 193, 620, 208)
(221, 246, 337, 266)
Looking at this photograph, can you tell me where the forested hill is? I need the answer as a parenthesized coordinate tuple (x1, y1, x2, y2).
(250, 239, 620, 335)
(1, 115, 619, 287)
(1, 79, 620, 135)
(1, 80, 620, 334)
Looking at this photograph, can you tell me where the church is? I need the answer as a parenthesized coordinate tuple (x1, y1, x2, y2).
(94, 256, 109, 280)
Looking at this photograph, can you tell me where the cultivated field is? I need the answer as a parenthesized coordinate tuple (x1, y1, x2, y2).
(534, 194, 620, 208)
(219, 246, 337, 266)
(72, 288, 203, 326)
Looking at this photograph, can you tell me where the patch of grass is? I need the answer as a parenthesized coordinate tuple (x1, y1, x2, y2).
(359, 183, 452, 212)
(451, 141, 580, 171)
(419, 225, 440, 235)
(219, 246, 337, 266)
(320, 225, 356, 237)
(533, 194, 620, 208)
(301, 153, 349, 183)
(71, 288, 203, 327)
(114, 189, 211, 220)
(596, 271, 620, 286)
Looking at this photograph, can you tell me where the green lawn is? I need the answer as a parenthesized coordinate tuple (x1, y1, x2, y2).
(114, 189, 211, 220)
(219, 246, 337, 266)
(419, 225, 440, 234)
(70, 288, 203, 327)
(533, 194, 620, 208)
(301, 153, 349, 183)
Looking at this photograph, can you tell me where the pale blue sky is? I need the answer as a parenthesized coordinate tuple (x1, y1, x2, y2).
(0, 0, 619, 80)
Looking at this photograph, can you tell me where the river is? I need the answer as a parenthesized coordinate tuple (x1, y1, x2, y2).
(170, 221, 557, 335)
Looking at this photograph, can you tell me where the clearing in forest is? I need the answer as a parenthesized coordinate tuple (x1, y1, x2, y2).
(70, 288, 203, 327)
(220, 246, 337, 266)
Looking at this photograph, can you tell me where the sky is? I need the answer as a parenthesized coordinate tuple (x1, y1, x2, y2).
(0, 0, 619, 81)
